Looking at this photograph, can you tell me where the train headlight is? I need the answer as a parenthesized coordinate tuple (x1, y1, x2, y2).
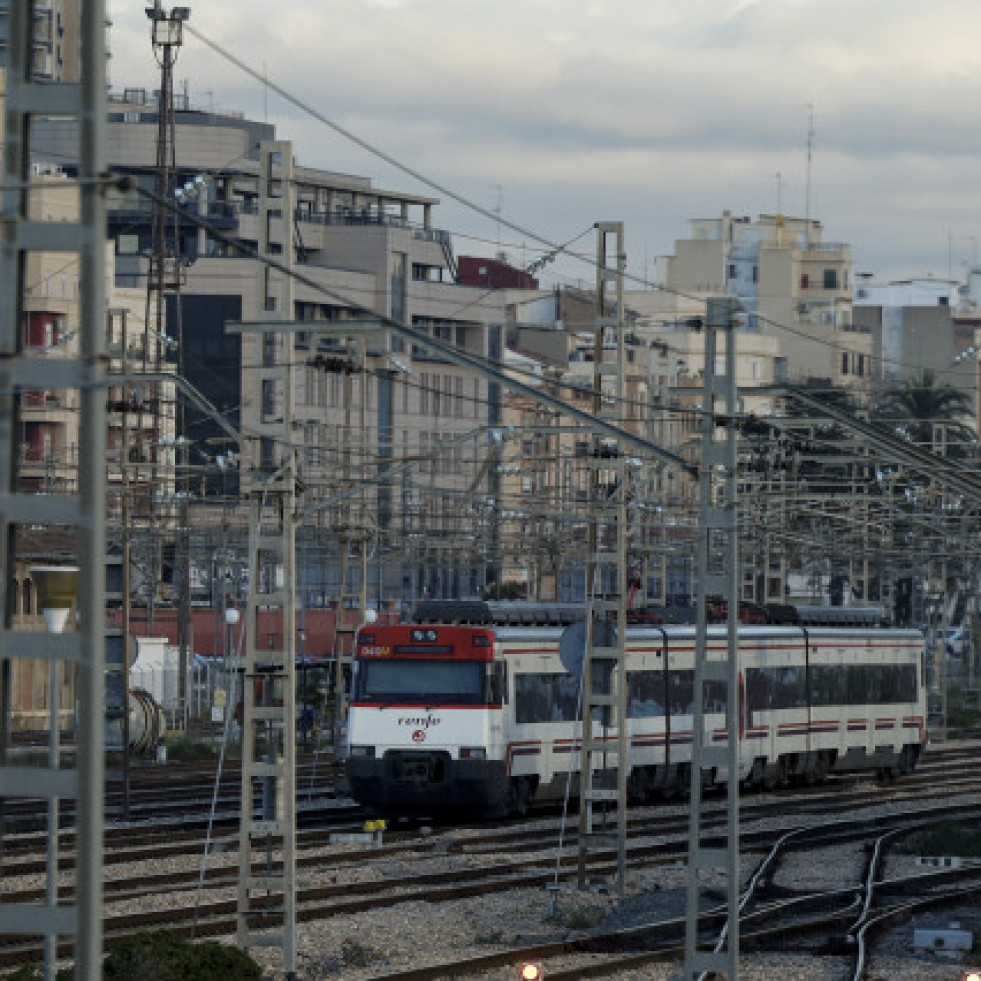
(962, 971, 981, 981)
(519, 963, 543, 980)
(348, 745, 376, 758)
(459, 747, 487, 760)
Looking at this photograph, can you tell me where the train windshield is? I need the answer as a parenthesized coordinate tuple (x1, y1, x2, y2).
(354, 658, 499, 706)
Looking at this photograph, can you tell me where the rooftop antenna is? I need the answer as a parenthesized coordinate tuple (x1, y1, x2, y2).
(775, 171, 783, 214)
(493, 183, 504, 260)
(805, 104, 814, 245)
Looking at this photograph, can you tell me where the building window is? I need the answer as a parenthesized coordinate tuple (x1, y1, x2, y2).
(262, 379, 276, 420)
(727, 263, 736, 279)
(260, 436, 276, 471)
(841, 352, 849, 375)
(823, 268, 838, 289)
(800, 273, 809, 289)
(390, 252, 406, 323)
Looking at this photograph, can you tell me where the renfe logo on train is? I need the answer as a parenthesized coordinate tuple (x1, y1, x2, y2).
(398, 715, 441, 729)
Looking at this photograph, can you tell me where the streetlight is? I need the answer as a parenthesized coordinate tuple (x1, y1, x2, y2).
(29, 564, 78, 981)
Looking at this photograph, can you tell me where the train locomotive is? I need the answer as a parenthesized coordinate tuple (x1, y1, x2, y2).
(344, 601, 926, 818)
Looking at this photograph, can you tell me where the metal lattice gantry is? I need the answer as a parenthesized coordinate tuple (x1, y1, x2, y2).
(576, 222, 629, 893)
(685, 297, 741, 980)
(236, 141, 299, 978)
(0, 2, 109, 977)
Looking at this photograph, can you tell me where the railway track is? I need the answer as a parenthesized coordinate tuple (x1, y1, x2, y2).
(1, 755, 343, 831)
(1, 744, 980, 975)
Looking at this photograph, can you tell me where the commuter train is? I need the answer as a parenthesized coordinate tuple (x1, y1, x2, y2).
(344, 602, 926, 818)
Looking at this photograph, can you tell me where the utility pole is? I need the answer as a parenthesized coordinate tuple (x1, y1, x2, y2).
(684, 297, 740, 980)
(144, 1, 186, 643)
(577, 222, 629, 893)
(334, 339, 369, 753)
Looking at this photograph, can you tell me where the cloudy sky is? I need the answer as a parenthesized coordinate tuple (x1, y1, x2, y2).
(108, 1, 981, 289)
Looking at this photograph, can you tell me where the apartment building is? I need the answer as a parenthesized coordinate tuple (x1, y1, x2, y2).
(33, 89, 510, 603)
(654, 210, 868, 389)
(0, 0, 80, 81)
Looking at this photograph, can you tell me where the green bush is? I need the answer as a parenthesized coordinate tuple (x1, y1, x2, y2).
(3, 967, 45, 981)
(102, 930, 261, 980)
(546, 901, 607, 930)
(899, 821, 981, 859)
(1, 933, 261, 981)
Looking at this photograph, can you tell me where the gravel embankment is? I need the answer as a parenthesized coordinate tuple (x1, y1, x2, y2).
(17, 786, 981, 980)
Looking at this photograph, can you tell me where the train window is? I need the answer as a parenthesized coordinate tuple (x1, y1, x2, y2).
(745, 668, 770, 716)
(355, 659, 485, 705)
(806, 662, 917, 707)
(515, 672, 579, 724)
(628, 670, 665, 718)
(899, 663, 916, 701)
(745, 666, 805, 712)
(774, 666, 806, 709)
(808, 665, 844, 707)
(669, 670, 694, 715)
(846, 665, 869, 704)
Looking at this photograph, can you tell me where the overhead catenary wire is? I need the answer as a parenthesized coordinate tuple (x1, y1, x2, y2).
(183, 23, 940, 381)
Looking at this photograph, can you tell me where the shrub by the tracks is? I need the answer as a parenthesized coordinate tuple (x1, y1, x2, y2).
(102, 930, 260, 980)
(2, 966, 66, 980)
(899, 819, 981, 859)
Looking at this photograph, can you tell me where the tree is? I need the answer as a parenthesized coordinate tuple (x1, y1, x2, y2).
(875, 371, 975, 455)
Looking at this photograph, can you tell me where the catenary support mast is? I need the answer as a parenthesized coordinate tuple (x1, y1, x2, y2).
(576, 222, 629, 893)
(236, 141, 299, 979)
(684, 297, 741, 979)
(0, 2, 108, 977)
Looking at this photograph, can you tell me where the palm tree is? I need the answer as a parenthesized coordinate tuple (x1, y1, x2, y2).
(875, 371, 975, 455)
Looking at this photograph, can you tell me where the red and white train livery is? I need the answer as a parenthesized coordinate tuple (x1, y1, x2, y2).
(344, 607, 926, 818)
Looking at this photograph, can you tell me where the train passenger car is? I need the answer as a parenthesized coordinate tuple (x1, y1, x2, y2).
(345, 606, 926, 818)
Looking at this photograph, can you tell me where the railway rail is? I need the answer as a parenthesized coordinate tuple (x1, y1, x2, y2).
(1, 743, 978, 976)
